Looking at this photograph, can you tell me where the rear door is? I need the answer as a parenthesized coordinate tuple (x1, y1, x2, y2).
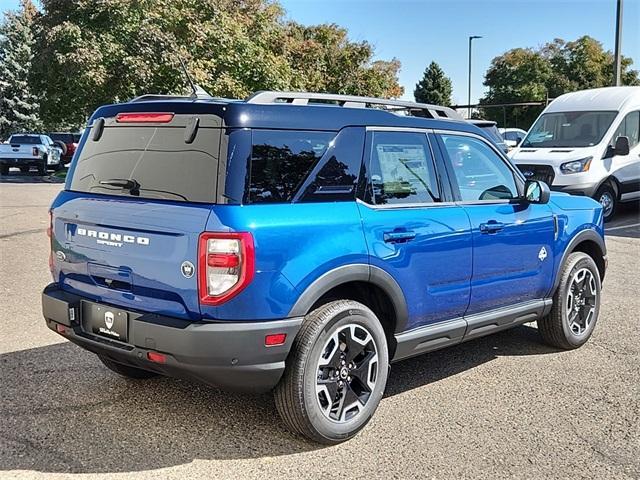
(436, 131, 555, 315)
(357, 128, 472, 332)
(51, 112, 223, 320)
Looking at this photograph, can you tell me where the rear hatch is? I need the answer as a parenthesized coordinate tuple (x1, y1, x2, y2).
(51, 109, 224, 320)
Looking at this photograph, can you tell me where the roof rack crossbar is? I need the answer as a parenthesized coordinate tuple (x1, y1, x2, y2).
(245, 91, 463, 120)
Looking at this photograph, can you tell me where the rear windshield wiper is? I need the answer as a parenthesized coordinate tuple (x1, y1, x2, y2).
(98, 178, 141, 196)
(99, 178, 140, 190)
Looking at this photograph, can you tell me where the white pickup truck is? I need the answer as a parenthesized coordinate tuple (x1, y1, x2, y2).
(0, 134, 62, 175)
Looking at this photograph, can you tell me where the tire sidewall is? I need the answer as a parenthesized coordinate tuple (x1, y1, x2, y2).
(301, 304, 389, 442)
(559, 254, 601, 347)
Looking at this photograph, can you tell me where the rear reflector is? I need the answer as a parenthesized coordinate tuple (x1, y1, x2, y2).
(55, 324, 66, 334)
(265, 333, 287, 346)
(116, 112, 174, 123)
(147, 351, 166, 364)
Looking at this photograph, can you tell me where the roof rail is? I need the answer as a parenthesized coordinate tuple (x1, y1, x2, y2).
(245, 91, 463, 120)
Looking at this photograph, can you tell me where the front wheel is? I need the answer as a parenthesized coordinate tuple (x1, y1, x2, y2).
(595, 184, 617, 222)
(538, 252, 601, 349)
(274, 300, 389, 444)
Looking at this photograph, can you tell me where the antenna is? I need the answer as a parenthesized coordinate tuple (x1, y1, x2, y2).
(178, 57, 198, 99)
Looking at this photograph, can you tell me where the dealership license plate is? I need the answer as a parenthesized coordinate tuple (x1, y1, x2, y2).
(81, 301, 128, 342)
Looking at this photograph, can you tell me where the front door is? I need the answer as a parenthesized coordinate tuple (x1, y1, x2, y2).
(436, 132, 556, 315)
(357, 129, 472, 332)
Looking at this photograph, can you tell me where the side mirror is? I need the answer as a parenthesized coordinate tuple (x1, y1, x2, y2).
(605, 135, 631, 158)
(524, 180, 550, 204)
(614, 135, 630, 156)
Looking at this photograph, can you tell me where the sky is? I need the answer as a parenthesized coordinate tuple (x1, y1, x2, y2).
(3, 0, 639, 103)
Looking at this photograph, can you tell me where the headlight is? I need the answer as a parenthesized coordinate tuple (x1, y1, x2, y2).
(560, 156, 592, 174)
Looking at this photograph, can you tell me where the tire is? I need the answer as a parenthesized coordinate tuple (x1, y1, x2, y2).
(53, 140, 67, 156)
(594, 184, 617, 222)
(37, 158, 46, 176)
(20, 167, 30, 173)
(98, 355, 159, 379)
(538, 252, 601, 350)
(0, 166, 8, 175)
(274, 300, 389, 444)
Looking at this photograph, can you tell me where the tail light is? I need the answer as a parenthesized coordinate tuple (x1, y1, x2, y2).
(198, 232, 255, 305)
(32, 147, 38, 156)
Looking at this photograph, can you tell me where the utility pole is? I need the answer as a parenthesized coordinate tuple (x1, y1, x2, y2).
(468, 35, 482, 118)
(613, 0, 623, 86)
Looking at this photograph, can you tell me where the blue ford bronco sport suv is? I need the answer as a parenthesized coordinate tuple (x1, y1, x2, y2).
(42, 91, 607, 444)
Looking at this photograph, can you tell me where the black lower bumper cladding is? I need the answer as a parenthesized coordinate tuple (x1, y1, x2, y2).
(42, 283, 302, 392)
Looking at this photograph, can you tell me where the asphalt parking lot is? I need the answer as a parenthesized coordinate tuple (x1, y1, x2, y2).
(1, 181, 639, 479)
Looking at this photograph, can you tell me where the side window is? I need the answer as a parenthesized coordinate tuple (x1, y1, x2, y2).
(294, 127, 364, 203)
(610, 111, 640, 150)
(249, 130, 334, 203)
(440, 134, 518, 202)
(368, 131, 440, 205)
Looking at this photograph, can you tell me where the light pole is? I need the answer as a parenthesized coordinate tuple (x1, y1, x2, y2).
(613, 0, 623, 86)
(468, 35, 482, 118)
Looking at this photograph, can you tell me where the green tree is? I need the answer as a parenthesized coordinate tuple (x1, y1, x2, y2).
(0, 0, 41, 139)
(480, 36, 639, 128)
(31, 0, 403, 130)
(413, 61, 452, 105)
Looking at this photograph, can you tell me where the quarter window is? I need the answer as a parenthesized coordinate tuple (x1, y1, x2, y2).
(249, 130, 335, 203)
(441, 134, 518, 202)
(368, 131, 440, 205)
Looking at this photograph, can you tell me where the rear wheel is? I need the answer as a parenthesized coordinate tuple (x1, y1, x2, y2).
(274, 300, 389, 444)
(595, 184, 617, 222)
(37, 157, 46, 176)
(538, 252, 601, 349)
(98, 355, 159, 379)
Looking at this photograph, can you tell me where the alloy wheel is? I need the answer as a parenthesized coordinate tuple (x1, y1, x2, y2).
(315, 324, 379, 423)
(566, 268, 597, 336)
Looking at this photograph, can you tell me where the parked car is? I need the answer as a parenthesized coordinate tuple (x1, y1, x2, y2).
(0, 134, 62, 175)
(48, 132, 81, 164)
(468, 119, 509, 153)
(500, 127, 528, 149)
(43, 91, 606, 444)
(510, 86, 640, 221)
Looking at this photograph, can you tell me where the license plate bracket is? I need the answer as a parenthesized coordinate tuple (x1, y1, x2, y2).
(81, 301, 129, 343)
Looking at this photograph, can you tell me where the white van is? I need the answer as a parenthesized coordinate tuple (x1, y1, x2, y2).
(510, 86, 640, 221)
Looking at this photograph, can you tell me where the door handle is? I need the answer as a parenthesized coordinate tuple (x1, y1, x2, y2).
(383, 230, 417, 243)
(479, 221, 505, 234)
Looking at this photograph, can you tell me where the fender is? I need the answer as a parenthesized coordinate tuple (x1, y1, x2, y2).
(551, 228, 606, 295)
(288, 264, 409, 333)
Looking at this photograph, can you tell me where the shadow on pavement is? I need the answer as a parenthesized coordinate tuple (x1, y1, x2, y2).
(0, 323, 557, 474)
(0, 170, 65, 184)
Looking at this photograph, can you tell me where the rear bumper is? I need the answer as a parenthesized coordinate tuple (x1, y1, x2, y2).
(550, 182, 599, 198)
(0, 157, 43, 167)
(42, 284, 303, 392)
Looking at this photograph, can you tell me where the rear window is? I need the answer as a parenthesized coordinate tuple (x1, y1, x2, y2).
(249, 130, 335, 203)
(69, 123, 220, 203)
(10, 135, 40, 144)
(49, 133, 78, 143)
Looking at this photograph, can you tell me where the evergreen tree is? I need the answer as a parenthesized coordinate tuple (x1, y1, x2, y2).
(413, 61, 453, 106)
(0, 0, 40, 139)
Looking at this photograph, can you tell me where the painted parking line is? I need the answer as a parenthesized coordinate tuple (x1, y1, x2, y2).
(606, 222, 640, 232)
